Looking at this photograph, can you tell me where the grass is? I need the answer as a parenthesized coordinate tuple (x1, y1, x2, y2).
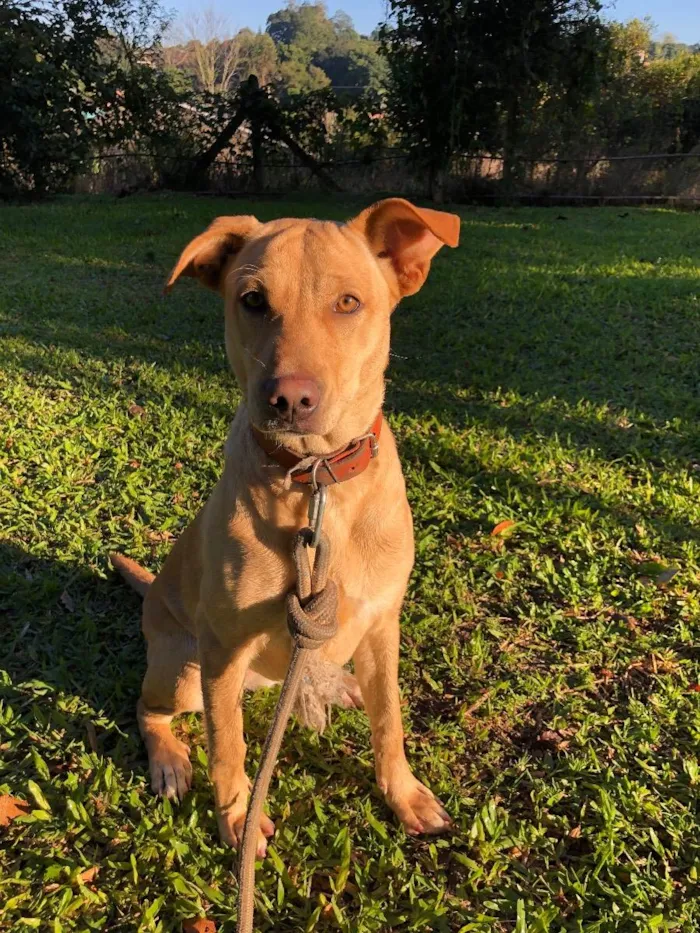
(1, 194, 700, 932)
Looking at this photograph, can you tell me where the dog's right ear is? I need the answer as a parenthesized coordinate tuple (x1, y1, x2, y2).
(164, 215, 260, 295)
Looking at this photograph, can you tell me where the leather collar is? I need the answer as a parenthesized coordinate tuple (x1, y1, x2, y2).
(252, 412, 382, 487)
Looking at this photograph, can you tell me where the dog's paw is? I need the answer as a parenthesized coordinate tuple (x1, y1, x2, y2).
(217, 805, 275, 857)
(385, 778, 452, 836)
(149, 737, 193, 801)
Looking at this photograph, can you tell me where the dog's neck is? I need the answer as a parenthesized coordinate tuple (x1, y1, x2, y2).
(251, 410, 382, 488)
(226, 393, 385, 494)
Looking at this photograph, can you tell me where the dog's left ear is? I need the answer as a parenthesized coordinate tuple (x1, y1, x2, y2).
(164, 215, 260, 294)
(349, 198, 460, 298)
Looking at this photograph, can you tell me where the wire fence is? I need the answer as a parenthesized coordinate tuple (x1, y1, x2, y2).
(72, 146, 700, 204)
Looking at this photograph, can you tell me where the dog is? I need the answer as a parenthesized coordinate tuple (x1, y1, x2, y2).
(111, 198, 460, 856)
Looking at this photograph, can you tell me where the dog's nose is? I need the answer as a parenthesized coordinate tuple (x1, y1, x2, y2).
(263, 375, 320, 426)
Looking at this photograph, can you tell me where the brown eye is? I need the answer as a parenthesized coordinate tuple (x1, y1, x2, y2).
(335, 294, 361, 314)
(241, 290, 266, 311)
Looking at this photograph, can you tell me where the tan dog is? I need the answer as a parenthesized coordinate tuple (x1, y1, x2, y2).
(111, 198, 460, 855)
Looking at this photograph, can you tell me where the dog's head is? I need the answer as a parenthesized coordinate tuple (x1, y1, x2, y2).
(166, 199, 459, 453)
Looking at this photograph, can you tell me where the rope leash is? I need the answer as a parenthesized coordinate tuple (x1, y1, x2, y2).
(236, 491, 337, 933)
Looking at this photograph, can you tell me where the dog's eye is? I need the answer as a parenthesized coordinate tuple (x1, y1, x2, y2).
(241, 291, 266, 311)
(335, 295, 361, 314)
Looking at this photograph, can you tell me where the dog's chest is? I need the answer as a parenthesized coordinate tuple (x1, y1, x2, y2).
(249, 589, 396, 680)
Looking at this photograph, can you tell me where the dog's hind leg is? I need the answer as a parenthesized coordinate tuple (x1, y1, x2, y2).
(138, 595, 203, 801)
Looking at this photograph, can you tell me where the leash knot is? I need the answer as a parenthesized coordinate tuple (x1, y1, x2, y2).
(286, 529, 338, 649)
(286, 584, 338, 649)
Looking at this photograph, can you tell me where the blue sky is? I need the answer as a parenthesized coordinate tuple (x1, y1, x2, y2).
(170, 0, 700, 43)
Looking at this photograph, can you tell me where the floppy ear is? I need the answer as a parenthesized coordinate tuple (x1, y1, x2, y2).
(349, 198, 460, 298)
(164, 215, 260, 294)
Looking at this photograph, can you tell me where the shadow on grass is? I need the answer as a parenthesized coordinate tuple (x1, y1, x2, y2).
(0, 540, 144, 763)
(0, 540, 366, 784)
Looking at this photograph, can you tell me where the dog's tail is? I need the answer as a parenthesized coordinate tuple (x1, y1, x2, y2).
(109, 552, 154, 598)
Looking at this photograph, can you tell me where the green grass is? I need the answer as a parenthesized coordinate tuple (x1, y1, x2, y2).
(1, 195, 700, 932)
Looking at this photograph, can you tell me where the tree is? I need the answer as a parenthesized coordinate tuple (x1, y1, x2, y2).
(480, 0, 606, 191)
(380, 0, 606, 199)
(266, 2, 386, 97)
(0, 0, 179, 197)
(237, 29, 279, 86)
(164, 5, 241, 94)
(379, 1, 485, 199)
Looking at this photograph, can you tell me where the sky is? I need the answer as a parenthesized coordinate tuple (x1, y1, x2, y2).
(170, 0, 700, 43)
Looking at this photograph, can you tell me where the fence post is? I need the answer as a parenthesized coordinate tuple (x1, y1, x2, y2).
(252, 117, 265, 193)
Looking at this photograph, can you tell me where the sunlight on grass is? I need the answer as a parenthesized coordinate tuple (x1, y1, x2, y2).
(1, 196, 700, 931)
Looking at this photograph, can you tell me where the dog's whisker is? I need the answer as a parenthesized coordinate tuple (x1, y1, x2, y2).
(244, 346, 267, 369)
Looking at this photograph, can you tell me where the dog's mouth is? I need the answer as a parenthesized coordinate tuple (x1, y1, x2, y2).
(253, 418, 315, 438)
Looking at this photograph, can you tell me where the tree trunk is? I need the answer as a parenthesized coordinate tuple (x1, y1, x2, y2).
(502, 94, 521, 200)
(251, 117, 265, 192)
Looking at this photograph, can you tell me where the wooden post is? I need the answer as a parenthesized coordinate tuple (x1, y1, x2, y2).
(186, 109, 246, 188)
(251, 116, 265, 193)
(269, 125, 342, 192)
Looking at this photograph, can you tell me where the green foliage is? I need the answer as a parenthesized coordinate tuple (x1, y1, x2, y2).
(266, 2, 386, 99)
(0, 0, 187, 197)
(2, 195, 700, 929)
(237, 29, 279, 87)
(380, 0, 606, 192)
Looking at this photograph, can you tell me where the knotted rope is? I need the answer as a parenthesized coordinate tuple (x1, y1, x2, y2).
(236, 528, 338, 933)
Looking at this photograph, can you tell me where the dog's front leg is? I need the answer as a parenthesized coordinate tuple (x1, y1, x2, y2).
(199, 626, 275, 855)
(353, 611, 452, 835)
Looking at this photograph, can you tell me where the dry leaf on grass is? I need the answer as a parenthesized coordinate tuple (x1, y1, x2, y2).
(145, 529, 174, 544)
(60, 590, 75, 612)
(537, 729, 574, 752)
(183, 919, 216, 933)
(0, 795, 30, 827)
(491, 519, 516, 536)
(79, 866, 100, 885)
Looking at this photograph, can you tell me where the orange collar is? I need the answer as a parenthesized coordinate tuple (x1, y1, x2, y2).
(252, 412, 382, 487)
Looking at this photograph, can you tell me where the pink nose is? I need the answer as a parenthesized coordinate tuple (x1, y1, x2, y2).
(263, 374, 321, 426)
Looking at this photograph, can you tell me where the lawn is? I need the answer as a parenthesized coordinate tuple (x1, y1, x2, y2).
(1, 195, 700, 933)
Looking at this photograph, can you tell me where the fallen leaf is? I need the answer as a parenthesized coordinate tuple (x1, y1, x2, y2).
(79, 866, 99, 885)
(568, 825, 582, 839)
(635, 561, 679, 586)
(537, 729, 573, 752)
(655, 568, 680, 585)
(0, 795, 30, 827)
(60, 590, 75, 613)
(86, 721, 98, 753)
(491, 519, 516, 536)
(145, 529, 174, 545)
(183, 920, 216, 933)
